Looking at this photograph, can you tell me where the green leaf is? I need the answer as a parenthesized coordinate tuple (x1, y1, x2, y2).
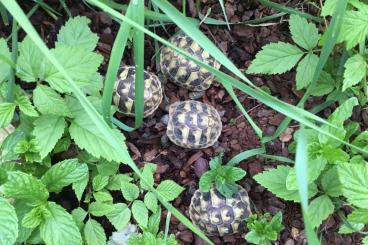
(147, 207, 161, 235)
(339, 10, 368, 49)
(144, 192, 158, 213)
(22, 205, 49, 228)
(295, 53, 319, 90)
(0, 197, 18, 245)
(338, 162, 368, 209)
(321, 0, 338, 16)
(33, 84, 71, 117)
(33, 115, 66, 159)
(106, 203, 131, 230)
(0, 102, 16, 128)
(41, 159, 88, 192)
(245, 230, 266, 245)
(320, 166, 342, 197)
(84, 219, 106, 245)
(89, 202, 114, 217)
(16, 94, 38, 117)
(347, 209, 368, 224)
(343, 54, 367, 91)
(215, 181, 239, 198)
(140, 164, 155, 190)
(71, 207, 87, 232)
(16, 36, 44, 82)
(0, 38, 11, 83)
(199, 171, 214, 193)
(106, 174, 133, 191)
(310, 71, 336, 96)
(289, 14, 320, 50)
(92, 175, 109, 191)
(72, 171, 89, 201)
(308, 195, 334, 228)
(94, 191, 113, 203)
(225, 166, 247, 182)
(96, 160, 120, 176)
(132, 200, 148, 228)
(338, 222, 364, 234)
(53, 136, 71, 154)
(40, 202, 82, 245)
(56, 16, 99, 51)
(352, 130, 368, 153)
(121, 182, 140, 201)
(13, 202, 33, 243)
(156, 180, 185, 201)
(363, 236, 368, 245)
(247, 42, 304, 75)
(3, 171, 49, 206)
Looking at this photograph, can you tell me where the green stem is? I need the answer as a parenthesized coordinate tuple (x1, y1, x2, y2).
(7, 18, 18, 102)
(182, 0, 186, 16)
(359, 41, 367, 97)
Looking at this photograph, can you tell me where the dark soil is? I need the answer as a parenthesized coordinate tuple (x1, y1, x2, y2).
(2, 0, 362, 244)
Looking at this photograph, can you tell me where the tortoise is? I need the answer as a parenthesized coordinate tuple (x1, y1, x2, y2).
(160, 33, 221, 91)
(113, 66, 163, 118)
(165, 100, 222, 149)
(189, 185, 252, 236)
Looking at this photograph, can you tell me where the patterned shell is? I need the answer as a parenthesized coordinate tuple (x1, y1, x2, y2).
(166, 100, 222, 149)
(113, 66, 163, 118)
(160, 33, 221, 91)
(189, 186, 252, 237)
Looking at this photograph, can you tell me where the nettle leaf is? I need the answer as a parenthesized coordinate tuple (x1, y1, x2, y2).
(33, 85, 71, 117)
(310, 71, 336, 96)
(16, 94, 38, 117)
(3, 171, 49, 206)
(144, 192, 158, 213)
(156, 180, 185, 201)
(56, 16, 99, 52)
(96, 160, 120, 176)
(339, 10, 368, 49)
(40, 202, 82, 245)
(54, 137, 71, 154)
(92, 175, 109, 191)
(89, 202, 114, 217)
(41, 159, 88, 192)
(321, 166, 343, 197)
(352, 130, 368, 153)
(72, 171, 89, 201)
(147, 207, 161, 235)
(321, 0, 338, 16)
(338, 162, 368, 209)
(308, 195, 334, 228)
(84, 219, 106, 245)
(348, 209, 368, 224)
(0, 197, 18, 245)
(289, 14, 320, 50)
(343, 54, 367, 91)
(132, 200, 149, 228)
(140, 164, 155, 191)
(254, 165, 317, 202)
(296, 53, 319, 90)
(106, 203, 131, 230)
(0, 102, 16, 128)
(33, 115, 66, 159)
(0, 38, 11, 83)
(247, 42, 304, 75)
(94, 191, 113, 203)
(106, 174, 133, 191)
(121, 182, 140, 201)
(72, 207, 87, 232)
(16, 36, 45, 82)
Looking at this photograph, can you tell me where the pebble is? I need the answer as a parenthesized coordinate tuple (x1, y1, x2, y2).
(194, 157, 209, 178)
(178, 230, 193, 243)
(99, 12, 112, 26)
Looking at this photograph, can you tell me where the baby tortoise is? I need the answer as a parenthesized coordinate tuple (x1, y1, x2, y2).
(165, 100, 222, 149)
(189, 186, 252, 236)
(113, 66, 163, 118)
(160, 33, 221, 91)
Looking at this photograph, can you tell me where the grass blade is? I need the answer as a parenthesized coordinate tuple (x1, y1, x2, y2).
(218, 0, 230, 30)
(0, 2, 9, 25)
(7, 18, 17, 102)
(227, 148, 265, 166)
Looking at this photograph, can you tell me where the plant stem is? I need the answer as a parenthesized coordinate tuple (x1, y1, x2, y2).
(7, 18, 18, 102)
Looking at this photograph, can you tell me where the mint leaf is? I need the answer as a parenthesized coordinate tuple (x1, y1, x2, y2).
(96, 160, 120, 176)
(16, 94, 38, 117)
(347, 209, 368, 224)
(13, 202, 33, 243)
(199, 171, 214, 192)
(352, 130, 368, 153)
(84, 219, 106, 245)
(289, 14, 320, 50)
(338, 162, 368, 209)
(295, 53, 319, 90)
(92, 175, 109, 191)
(106, 174, 133, 191)
(33, 115, 66, 159)
(72, 171, 89, 202)
(22, 205, 49, 228)
(94, 191, 113, 203)
(106, 203, 131, 230)
(40, 202, 82, 245)
(41, 159, 88, 192)
(321, 166, 342, 197)
(247, 42, 304, 75)
(132, 200, 148, 228)
(0, 102, 16, 128)
(56, 16, 99, 52)
(0, 38, 11, 83)
(33, 84, 71, 117)
(72, 207, 87, 232)
(144, 192, 158, 213)
(3, 171, 49, 206)
(225, 166, 246, 182)
(89, 202, 114, 217)
(16, 36, 44, 82)
(343, 54, 367, 91)
(121, 182, 140, 201)
(215, 182, 238, 198)
(339, 10, 368, 49)
(156, 180, 185, 201)
(308, 195, 334, 228)
(0, 197, 18, 245)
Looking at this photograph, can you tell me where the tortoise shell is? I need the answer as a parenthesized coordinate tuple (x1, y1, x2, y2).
(160, 33, 221, 91)
(113, 66, 163, 118)
(166, 100, 222, 149)
(189, 186, 252, 236)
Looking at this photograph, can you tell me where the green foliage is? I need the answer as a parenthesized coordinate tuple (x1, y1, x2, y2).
(84, 219, 106, 245)
(343, 54, 367, 91)
(0, 38, 11, 83)
(245, 212, 284, 245)
(0, 197, 18, 245)
(339, 8, 368, 49)
(156, 180, 185, 201)
(0, 102, 16, 128)
(308, 195, 334, 228)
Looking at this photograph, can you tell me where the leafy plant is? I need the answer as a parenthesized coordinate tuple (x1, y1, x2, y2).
(245, 212, 284, 245)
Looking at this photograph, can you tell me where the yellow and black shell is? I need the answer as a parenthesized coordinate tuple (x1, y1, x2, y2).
(160, 33, 221, 91)
(166, 100, 222, 149)
(189, 186, 252, 237)
(113, 66, 163, 118)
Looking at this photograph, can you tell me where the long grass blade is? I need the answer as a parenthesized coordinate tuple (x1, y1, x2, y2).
(7, 18, 17, 102)
(218, 0, 230, 30)
(227, 148, 265, 166)
(0, 2, 9, 25)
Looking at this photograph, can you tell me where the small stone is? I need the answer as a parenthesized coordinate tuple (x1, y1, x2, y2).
(248, 161, 262, 176)
(285, 239, 294, 245)
(194, 158, 209, 178)
(99, 12, 112, 26)
(178, 230, 193, 243)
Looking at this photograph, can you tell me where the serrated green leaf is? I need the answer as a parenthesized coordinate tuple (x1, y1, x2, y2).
(13, 202, 33, 243)
(343, 54, 367, 91)
(33, 115, 66, 159)
(72, 170, 89, 201)
(0, 197, 18, 245)
(0, 38, 11, 83)
(338, 222, 364, 234)
(22, 205, 49, 228)
(106, 203, 131, 230)
(247, 42, 304, 75)
(96, 160, 120, 176)
(41, 159, 88, 192)
(144, 192, 158, 213)
(289, 14, 320, 50)
(147, 207, 161, 235)
(106, 174, 133, 191)
(94, 191, 113, 203)
(347, 209, 368, 224)
(141, 164, 155, 190)
(310, 71, 336, 96)
(121, 182, 140, 201)
(56, 16, 99, 51)
(132, 200, 148, 228)
(3, 171, 49, 206)
(339, 10, 368, 49)
(321, 166, 342, 197)
(40, 202, 82, 245)
(92, 175, 109, 191)
(296, 53, 319, 90)
(16, 94, 38, 117)
(199, 171, 214, 193)
(308, 195, 334, 228)
(89, 201, 114, 217)
(225, 166, 246, 182)
(0, 102, 16, 128)
(156, 180, 185, 201)
(33, 85, 71, 117)
(321, 0, 338, 16)
(362, 236, 368, 245)
(53, 137, 71, 154)
(71, 207, 87, 232)
(84, 219, 106, 245)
